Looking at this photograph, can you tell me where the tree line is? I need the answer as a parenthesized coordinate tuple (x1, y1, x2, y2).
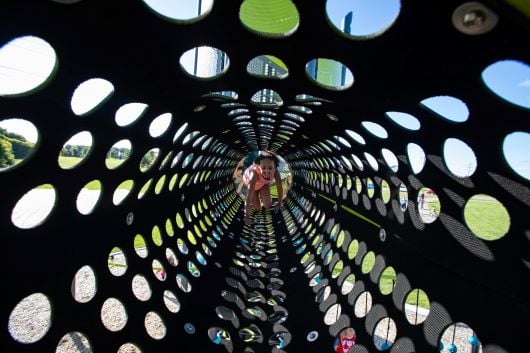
(0, 128, 33, 167)
(0, 128, 131, 168)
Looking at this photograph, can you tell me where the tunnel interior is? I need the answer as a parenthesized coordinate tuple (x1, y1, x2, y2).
(1, 1, 529, 353)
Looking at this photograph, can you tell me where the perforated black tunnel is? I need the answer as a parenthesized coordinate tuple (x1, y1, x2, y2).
(0, 1, 529, 353)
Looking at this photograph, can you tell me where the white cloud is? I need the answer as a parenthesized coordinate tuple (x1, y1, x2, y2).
(519, 79, 530, 87)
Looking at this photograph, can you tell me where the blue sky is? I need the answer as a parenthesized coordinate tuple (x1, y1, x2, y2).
(0, 1, 528, 179)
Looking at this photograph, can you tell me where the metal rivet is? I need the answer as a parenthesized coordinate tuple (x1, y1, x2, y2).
(452, 2, 498, 35)
(126, 212, 134, 225)
(307, 330, 319, 342)
(379, 228, 387, 242)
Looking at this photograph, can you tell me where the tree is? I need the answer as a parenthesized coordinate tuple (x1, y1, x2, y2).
(11, 139, 33, 159)
(0, 138, 15, 167)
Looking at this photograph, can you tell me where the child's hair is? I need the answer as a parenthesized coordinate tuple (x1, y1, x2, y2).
(253, 150, 280, 167)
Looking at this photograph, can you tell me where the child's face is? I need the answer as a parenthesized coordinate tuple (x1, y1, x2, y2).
(259, 159, 275, 178)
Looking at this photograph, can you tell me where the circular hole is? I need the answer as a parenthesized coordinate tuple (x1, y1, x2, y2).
(341, 273, 356, 295)
(0, 118, 38, 172)
(443, 138, 477, 178)
(76, 180, 102, 215)
(179, 46, 229, 79)
(407, 143, 426, 174)
(305, 58, 354, 90)
(58, 131, 93, 169)
(503, 131, 530, 180)
(354, 291, 372, 318)
(142, 0, 213, 22)
(326, 0, 400, 39)
(404, 288, 430, 325)
(101, 298, 127, 332)
(398, 183, 408, 211)
(208, 326, 231, 345)
(309, 272, 323, 287)
(139, 148, 160, 172)
(364, 153, 379, 171)
(187, 260, 201, 277)
(464, 194, 510, 240)
(483, 59, 530, 109)
(247, 54, 288, 79)
(8, 293, 51, 343)
(345, 129, 366, 145)
(362, 121, 388, 139)
(117, 343, 142, 353)
(439, 322, 482, 353)
(176, 274, 192, 292)
(163, 290, 181, 313)
(361, 251, 375, 273)
(152, 259, 166, 281)
(347, 239, 359, 260)
(132, 274, 152, 301)
(149, 112, 172, 138)
(250, 88, 283, 108)
(417, 187, 441, 224)
(239, 0, 299, 37)
(324, 303, 341, 325)
(385, 111, 420, 130)
(381, 148, 399, 172)
(331, 260, 344, 279)
(145, 311, 166, 339)
(152, 225, 163, 246)
(373, 317, 397, 350)
(134, 234, 148, 258)
(71, 78, 114, 116)
(115, 102, 148, 127)
(11, 183, 56, 229)
(0, 35, 57, 96)
(105, 139, 131, 169)
(56, 332, 92, 353)
(366, 178, 375, 198)
(108, 247, 127, 276)
(420, 95, 469, 123)
(172, 122, 189, 143)
(378, 266, 396, 295)
(72, 265, 96, 303)
(380, 179, 391, 204)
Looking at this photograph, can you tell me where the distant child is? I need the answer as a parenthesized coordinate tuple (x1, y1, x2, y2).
(243, 151, 283, 225)
(335, 327, 357, 353)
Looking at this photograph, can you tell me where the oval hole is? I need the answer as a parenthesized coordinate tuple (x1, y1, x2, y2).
(0, 36, 57, 96)
(306, 58, 354, 90)
(464, 194, 510, 240)
(443, 137, 477, 178)
(180, 46, 229, 79)
(0, 118, 39, 172)
(503, 131, 530, 180)
(326, 0, 400, 39)
(58, 131, 93, 169)
(482, 59, 530, 109)
(71, 78, 114, 116)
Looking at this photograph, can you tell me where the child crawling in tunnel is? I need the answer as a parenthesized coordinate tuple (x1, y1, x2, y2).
(243, 151, 284, 225)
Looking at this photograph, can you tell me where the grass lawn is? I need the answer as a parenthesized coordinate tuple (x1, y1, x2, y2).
(464, 195, 510, 240)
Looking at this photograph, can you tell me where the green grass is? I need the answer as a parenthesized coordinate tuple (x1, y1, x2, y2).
(58, 156, 85, 169)
(464, 195, 510, 240)
(105, 157, 126, 169)
(405, 288, 430, 309)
